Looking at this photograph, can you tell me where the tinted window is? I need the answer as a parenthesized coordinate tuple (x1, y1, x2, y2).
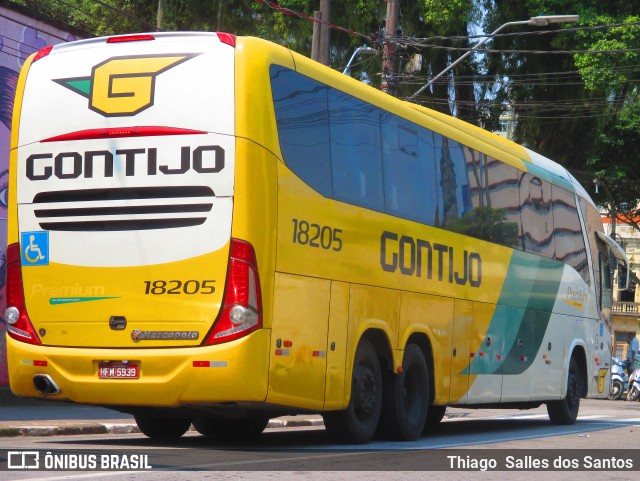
(270, 65, 332, 197)
(484, 160, 523, 249)
(521, 173, 555, 258)
(382, 114, 434, 223)
(446, 148, 521, 246)
(435, 135, 472, 228)
(552, 186, 589, 283)
(329, 89, 383, 209)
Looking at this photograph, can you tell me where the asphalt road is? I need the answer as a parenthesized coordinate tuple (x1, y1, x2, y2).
(1, 397, 640, 480)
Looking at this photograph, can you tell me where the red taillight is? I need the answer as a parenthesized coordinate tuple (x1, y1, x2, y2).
(217, 33, 236, 48)
(33, 45, 53, 62)
(203, 239, 262, 345)
(5, 243, 41, 345)
(107, 34, 155, 43)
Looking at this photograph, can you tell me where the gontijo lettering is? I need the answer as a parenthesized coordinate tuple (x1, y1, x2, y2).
(26, 145, 224, 180)
(380, 230, 482, 287)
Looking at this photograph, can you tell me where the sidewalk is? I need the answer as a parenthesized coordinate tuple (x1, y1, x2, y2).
(0, 386, 324, 437)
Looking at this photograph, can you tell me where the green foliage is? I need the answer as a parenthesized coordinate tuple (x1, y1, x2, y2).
(482, 0, 640, 221)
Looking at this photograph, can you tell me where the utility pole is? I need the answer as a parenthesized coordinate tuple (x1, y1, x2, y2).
(319, 0, 331, 65)
(381, 0, 399, 96)
(156, 0, 165, 29)
(311, 11, 322, 62)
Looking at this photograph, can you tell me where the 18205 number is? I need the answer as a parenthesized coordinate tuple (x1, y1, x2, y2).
(292, 218, 343, 251)
(144, 280, 216, 295)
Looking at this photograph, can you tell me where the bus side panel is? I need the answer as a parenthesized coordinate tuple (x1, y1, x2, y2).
(450, 300, 472, 403)
(232, 138, 278, 329)
(398, 292, 454, 405)
(324, 281, 350, 410)
(466, 303, 505, 403)
(530, 313, 564, 401)
(500, 306, 534, 401)
(267, 273, 330, 410)
(347, 284, 400, 358)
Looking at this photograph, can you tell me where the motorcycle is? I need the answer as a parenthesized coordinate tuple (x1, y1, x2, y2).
(609, 357, 630, 400)
(627, 357, 640, 401)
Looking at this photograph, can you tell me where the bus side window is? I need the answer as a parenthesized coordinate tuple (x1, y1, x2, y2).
(599, 251, 613, 312)
(270, 65, 332, 197)
(552, 186, 589, 284)
(521, 174, 555, 258)
(484, 160, 522, 249)
(328, 89, 383, 210)
(382, 116, 432, 224)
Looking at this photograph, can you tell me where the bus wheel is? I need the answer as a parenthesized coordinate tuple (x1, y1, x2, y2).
(424, 405, 446, 433)
(134, 415, 191, 439)
(322, 339, 382, 444)
(192, 417, 269, 439)
(379, 343, 428, 440)
(547, 357, 581, 425)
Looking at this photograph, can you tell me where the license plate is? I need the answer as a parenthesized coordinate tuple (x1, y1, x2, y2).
(98, 362, 139, 379)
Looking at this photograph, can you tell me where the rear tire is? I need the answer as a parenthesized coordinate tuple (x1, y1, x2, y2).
(379, 343, 429, 441)
(627, 385, 640, 402)
(547, 357, 581, 425)
(424, 405, 446, 432)
(192, 417, 269, 439)
(322, 339, 382, 444)
(609, 379, 624, 400)
(134, 415, 191, 439)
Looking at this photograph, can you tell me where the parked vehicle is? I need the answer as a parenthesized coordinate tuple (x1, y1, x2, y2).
(626, 359, 640, 401)
(609, 357, 630, 400)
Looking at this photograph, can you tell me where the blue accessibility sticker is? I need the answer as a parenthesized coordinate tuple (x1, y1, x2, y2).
(21, 231, 49, 266)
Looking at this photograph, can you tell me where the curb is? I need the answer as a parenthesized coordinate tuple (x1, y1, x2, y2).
(0, 418, 325, 437)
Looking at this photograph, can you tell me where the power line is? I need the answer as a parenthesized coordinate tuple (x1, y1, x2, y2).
(401, 20, 640, 45)
(255, 0, 374, 42)
(395, 41, 640, 56)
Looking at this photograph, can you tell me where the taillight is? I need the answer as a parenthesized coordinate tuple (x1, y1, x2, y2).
(5, 243, 41, 345)
(33, 45, 53, 62)
(203, 239, 262, 345)
(107, 34, 155, 43)
(216, 33, 236, 48)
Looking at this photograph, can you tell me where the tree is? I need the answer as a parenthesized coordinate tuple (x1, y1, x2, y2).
(481, 1, 640, 218)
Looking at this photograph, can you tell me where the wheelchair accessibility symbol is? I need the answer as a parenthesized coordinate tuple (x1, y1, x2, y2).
(21, 231, 49, 266)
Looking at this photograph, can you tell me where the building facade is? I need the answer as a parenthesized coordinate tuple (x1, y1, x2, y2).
(603, 216, 640, 360)
(0, 0, 81, 385)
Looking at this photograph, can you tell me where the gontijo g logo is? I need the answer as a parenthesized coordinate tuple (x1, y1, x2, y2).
(54, 53, 200, 117)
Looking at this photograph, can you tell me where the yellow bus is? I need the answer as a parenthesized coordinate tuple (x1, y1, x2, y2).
(7, 32, 628, 444)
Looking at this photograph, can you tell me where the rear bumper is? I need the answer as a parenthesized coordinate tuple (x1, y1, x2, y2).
(7, 329, 270, 407)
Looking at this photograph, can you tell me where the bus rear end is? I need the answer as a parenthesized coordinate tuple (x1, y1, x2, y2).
(7, 32, 270, 434)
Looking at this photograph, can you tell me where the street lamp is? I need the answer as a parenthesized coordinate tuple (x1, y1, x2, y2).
(408, 15, 579, 100)
(343, 46, 377, 76)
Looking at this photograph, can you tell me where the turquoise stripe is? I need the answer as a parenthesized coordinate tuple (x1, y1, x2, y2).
(526, 162, 575, 192)
(464, 250, 564, 375)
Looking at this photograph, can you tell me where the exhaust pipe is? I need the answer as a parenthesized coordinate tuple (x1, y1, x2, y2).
(33, 374, 60, 395)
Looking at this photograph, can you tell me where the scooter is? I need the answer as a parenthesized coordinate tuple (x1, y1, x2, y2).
(609, 357, 630, 400)
(627, 358, 640, 401)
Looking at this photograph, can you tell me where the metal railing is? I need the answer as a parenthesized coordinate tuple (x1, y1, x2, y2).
(612, 301, 640, 315)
